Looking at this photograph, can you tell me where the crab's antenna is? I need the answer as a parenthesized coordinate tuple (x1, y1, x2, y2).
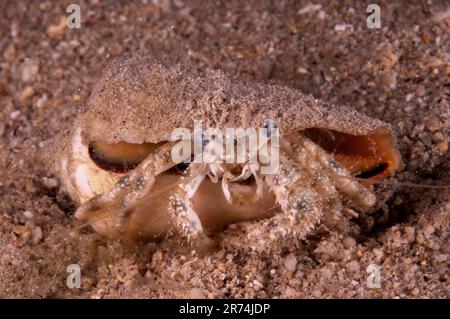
(356, 177, 450, 189)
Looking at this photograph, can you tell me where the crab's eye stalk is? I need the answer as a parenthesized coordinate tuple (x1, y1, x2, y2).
(263, 119, 278, 137)
(301, 128, 401, 179)
(88, 141, 162, 173)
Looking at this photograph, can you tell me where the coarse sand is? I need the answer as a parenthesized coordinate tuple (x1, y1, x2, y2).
(0, 0, 448, 298)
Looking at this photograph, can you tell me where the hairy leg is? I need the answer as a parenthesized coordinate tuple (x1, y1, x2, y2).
(167, 163, 211, 243)
(234, 154, 323, 251)
(281, 136, 346, 229)
(284, 134, 376, 210)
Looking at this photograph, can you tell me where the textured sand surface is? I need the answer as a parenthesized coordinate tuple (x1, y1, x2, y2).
(0, 0, 448, 298)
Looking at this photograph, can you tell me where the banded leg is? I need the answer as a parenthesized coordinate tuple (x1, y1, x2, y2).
(241, 157, 324, 250)
(167, 163, 209, 242)
(284, 135, 376, 210)
(281, 137, 345, 229)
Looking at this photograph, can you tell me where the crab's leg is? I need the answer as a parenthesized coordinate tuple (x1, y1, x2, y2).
(167, 163, 209, 241)
(75, 142, 177, 221)
(280, 138, 345, 229)
(283, 134, 376, 210)
(240, 156, 323, 247)
(267, 157, 324, 233)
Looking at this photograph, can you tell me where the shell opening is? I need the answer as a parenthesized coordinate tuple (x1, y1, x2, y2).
(88, 141, 163, 173)
(88, 128, 401, 180)
(88, 140, 256, 184)
(301, 128, 401, 179)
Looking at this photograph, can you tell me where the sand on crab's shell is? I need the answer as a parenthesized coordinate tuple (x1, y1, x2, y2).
(78, 56, 395, 145)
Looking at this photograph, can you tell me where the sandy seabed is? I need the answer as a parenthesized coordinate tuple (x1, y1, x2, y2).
(0, 0, 448, 298)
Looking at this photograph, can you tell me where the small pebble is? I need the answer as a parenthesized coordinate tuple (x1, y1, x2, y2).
(423, 225, 435, 239)
(334, 24, 353, 32)
(41, 177, 59, 189)
(404, 226, 416, 243)
(425, 117, 439, 132)
(21, 59, 39, 82)
(345, 260, 360, 274)
(436, 140, 448, 153)
(36, 94, 48, 108)
(405, 93, 414, 102)
(372, 248, 384, 262)
(297, 67, 308, 74)
(32, 226, 43, 244)
(3, 44, 15, 60)
(320, 268, 332, 281)
(189, 288, 205, 298)
(343, 237, 356, 248)
(20, 85, 35, 100)
(152, 250, 164, 262)
(48, 16, 67, 38)
(109, 43, 123, 55)
(10, 110, 21, 120)
(253, 279, 263, 289)
(317, 10, 326, 20)
(297, 4, 322, 15)
(22, 210, 34, 219)
(284, 254, 298, 273)
(380, 70, 397, 89)
(435, 254, 447, 263)
(72, 93, 81, 101)
(433, 132, 444, 142)
(97, 46, 106, 55)
(285, 287, 298, 298)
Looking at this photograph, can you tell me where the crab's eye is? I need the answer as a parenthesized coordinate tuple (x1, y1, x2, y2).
(88, 141, 163, 173)
(301, 128, 401, 179)
(263, 119, 278, 137)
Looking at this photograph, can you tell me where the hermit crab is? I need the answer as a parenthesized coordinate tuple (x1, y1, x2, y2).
(55, 56, 401, 247)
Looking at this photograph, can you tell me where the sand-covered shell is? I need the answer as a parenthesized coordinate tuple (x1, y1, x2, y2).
(54, 56, 401, 242)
